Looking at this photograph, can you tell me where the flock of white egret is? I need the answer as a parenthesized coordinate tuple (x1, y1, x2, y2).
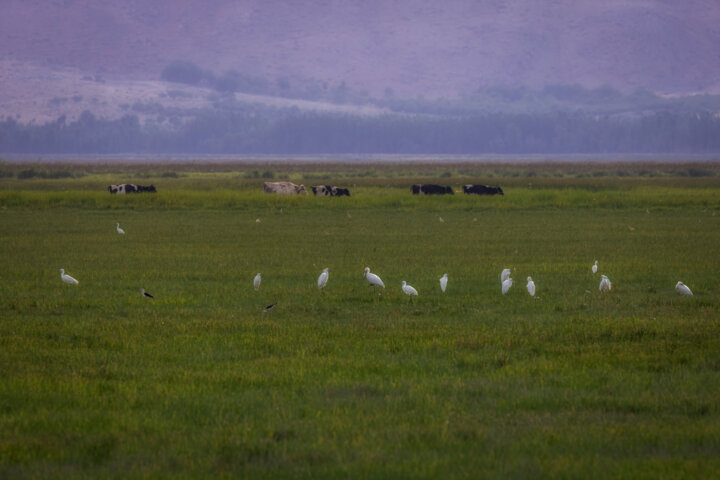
(58, 224, 696, 306)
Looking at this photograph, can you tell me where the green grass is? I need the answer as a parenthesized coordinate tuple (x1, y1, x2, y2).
(1, 163, 720, 478)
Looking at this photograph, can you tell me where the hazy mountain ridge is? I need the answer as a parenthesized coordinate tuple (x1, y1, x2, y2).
(3, 1, 720, 153)
(3, 0, 719, 98)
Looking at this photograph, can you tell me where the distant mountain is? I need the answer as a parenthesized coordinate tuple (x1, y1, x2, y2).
(2, 0, 719, 97)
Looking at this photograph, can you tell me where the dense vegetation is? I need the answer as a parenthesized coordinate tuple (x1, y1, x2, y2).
(1, 161, 719, 478)
(2, 108, 720, 154)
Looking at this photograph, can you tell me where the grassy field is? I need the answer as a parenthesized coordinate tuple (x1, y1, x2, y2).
(1, 161, 720, 478)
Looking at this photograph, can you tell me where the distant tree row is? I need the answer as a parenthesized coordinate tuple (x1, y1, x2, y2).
(1, 110, 719, 154)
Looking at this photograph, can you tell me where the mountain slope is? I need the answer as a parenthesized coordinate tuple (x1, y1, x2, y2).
(2, 0, 719, 98)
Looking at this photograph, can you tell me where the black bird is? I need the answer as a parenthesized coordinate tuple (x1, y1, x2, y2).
(141, 288, 154, 299)
(263, 303, 275, 313)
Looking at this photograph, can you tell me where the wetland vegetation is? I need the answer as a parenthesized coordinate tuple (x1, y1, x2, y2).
(1, 160, 719, 478)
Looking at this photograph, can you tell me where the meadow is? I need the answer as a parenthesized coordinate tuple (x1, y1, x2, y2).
(1, 160, 720, 478)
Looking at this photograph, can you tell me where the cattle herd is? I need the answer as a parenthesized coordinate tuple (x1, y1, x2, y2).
(107, 181, 503, 196)
(311, 185, 351, 197)
(108, 184, 157, 194)
(261, 182, 504, 196)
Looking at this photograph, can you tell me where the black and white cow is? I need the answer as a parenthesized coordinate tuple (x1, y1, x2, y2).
(462, 184, 504, 195)
(108, 184, 157, 194)
(311, 185, 351, 196)
(411, 184, 454, 195)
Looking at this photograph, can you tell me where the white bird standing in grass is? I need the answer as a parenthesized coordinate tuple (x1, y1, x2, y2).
(401, 281, 418, 298)
(60, 269, 78, 285)
(364, 267, 385, 290)
(592, 260, 598, 274)
(318, 268, 329, 290)
(526, 276, 536, 297)
(439, 273, 448, 293)
(253, 273, 261, 291)
(599, 275, 612, 292)
(502, 277, 513, 295)
(675, 281, 693, 296)
(141, 288, 154, 299)
(501, 268, 511, 283)
(116, 223, 125, 235)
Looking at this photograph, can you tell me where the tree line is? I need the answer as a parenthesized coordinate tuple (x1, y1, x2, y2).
(1, 110, 719, 154)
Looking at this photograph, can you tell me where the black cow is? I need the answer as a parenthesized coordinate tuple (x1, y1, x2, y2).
(462, 184, 504, 195)
(311, 185, 351, 196)
(411, 184, 454, 195)
(108, 184, 157, 194)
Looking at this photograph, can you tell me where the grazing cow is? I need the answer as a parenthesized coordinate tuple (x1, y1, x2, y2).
(311, 185, 351, 197)
(263, 181, 308, 195)
(108, 184, 157, 194)
(411, 184, 454, 195)
(462, 184, 504, 195)
(108, 184, 136, 194)
(137, 184, 157, 193)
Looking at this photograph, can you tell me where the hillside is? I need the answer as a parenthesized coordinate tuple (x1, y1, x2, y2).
(3, 1, 720, 153)
(0, 59, 392, 124)
(2, 0, 719, 101)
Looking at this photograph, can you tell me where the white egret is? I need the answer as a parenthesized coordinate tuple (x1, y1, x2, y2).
(439, 273, 448, 293)
(401, 281, 418, 297)
(253, 273, 261, 291)
(263, 303, 276, 313)
(318, 268, 329, 290)
(592, 260, 598, 274)
(501, 268, 511, 283)
(364, 267, 385, 289)
(599, 275, 612, 292)
(502, 277, 513, 295)
(116, 223, 125, 235)
(60, 269, 78, 285)
(526, 276, 536, 297)
(141, 288, 154, 299)
(675, 281, 693, 296)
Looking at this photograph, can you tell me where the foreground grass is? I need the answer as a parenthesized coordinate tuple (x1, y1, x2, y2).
(1, 164, 720, 478)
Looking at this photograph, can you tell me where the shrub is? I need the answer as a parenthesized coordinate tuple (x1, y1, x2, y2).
(17, 168, 40, 179)
(161, 61, 204, 86)
(687, 167, 713, 177)
(45, 169, 74, 179)
(14, 167, 76, 179)
(244, 170, 275, 179)
(214, 71, 241, 93)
